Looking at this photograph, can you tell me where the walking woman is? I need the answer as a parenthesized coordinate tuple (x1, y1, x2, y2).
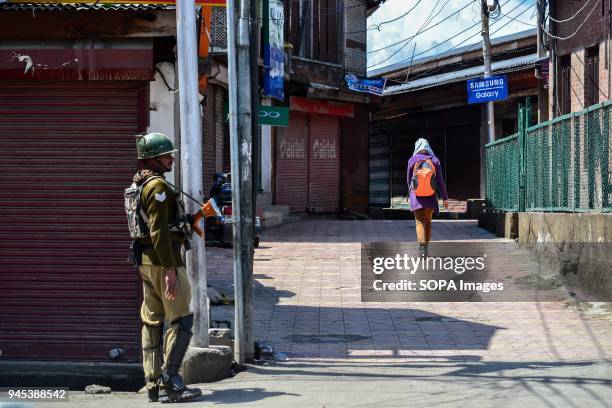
(407, 138, 449, 256)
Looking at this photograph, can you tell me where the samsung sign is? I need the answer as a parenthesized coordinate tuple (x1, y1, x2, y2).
(467, 75, 508, 104)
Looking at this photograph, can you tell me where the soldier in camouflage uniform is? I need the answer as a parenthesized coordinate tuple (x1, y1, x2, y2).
(128, 132, 202, 403)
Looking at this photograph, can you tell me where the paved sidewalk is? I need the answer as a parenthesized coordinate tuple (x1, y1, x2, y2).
(209, 219, 611, 363)
(49, 219, 612, 407)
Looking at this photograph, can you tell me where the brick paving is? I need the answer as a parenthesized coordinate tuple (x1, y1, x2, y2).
(207, 219, 612, 363)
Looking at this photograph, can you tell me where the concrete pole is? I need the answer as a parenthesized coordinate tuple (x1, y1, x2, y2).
(481, 0, 495, 143)
(261, 97, 273, 194)
(251, 0, 261, 233)
(227, 0, 255, 365)
(176, 0, 208, 347)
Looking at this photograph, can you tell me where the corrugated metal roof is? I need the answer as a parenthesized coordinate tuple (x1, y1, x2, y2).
(0, 2, 171, 11)
(368, 28, 537, 78)
(383, 53, 541, 95)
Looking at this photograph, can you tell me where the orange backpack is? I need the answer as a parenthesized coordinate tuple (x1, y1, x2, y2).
(411, 159, 437, 197)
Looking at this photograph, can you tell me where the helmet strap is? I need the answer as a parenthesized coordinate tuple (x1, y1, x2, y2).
(142, 157, 170, 173)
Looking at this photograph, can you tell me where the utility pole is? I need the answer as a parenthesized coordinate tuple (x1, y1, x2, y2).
(481, 0, 496, 143)
(251, 0, 261, 248)
(176, 0, 208, 346)
(226, 0, 255, 365)
(536, 0, 548, 122)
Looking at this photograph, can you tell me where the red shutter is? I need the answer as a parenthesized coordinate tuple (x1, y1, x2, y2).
(275, 113, 308, 212)
(0, 81, 146, 361)
(341, 104, 369, 212)
(308, 115, 340, 212)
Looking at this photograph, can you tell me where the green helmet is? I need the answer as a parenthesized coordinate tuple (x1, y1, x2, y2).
(136, 132, 178, 160)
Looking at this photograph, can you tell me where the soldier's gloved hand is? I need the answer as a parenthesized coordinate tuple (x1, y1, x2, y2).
(164, 267, 178, 301)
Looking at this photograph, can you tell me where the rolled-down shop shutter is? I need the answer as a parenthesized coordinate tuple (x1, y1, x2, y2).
(308, 115, 340, 212)
(0, 82, 146, 361)
(276, 113, 309, 212)
(275, 113, 341, 213)
(368, 132, 390, 207)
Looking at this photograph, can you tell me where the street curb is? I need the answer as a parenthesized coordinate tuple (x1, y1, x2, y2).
(0, 361, 144, 391)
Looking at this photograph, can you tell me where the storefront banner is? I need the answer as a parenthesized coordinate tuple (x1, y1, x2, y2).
(224, 104, 289, 127)
(263, 0, 285, 101)
(290, 96, 354, 118)
(345, 74, 386, 96)
(258, 105, 289, 126)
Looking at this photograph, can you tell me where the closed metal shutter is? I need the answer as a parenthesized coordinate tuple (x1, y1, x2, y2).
(308, 115, 340, 212)
(0, 81, 146, 361)
(369, 131, 390, 207)
(341, 104, 369, 212)
(275, 113, 308, 212)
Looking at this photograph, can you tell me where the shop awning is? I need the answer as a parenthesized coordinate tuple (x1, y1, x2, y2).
(383, 53, 542, 96)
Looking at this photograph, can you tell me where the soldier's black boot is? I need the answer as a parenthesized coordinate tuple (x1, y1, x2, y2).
(159, 373, 202, 403)
(147, 386, 159, 403)
(158, 315, 201, 403)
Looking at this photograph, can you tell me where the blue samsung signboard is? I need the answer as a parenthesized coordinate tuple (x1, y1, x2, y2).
(345, 74, 386, 96)
(467, 75, 508, 104)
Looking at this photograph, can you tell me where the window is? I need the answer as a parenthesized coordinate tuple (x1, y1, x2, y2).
(286, 0, 341, 63)
(585, 46, 599, 107)
(559, 55, 571, 115)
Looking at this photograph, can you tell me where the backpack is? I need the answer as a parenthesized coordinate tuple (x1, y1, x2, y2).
(125, 175, 193, 240)
(411, 159, 437, 197)
(124, 176, 162, 239)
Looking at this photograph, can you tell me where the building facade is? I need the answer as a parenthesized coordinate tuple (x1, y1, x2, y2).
(197, 1, 377, 214)
(368, 29, 543, 212)
(549, 0, 612, 117)
(271, 0, 378, 214)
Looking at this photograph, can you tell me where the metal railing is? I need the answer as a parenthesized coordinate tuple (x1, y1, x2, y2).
(486, 100, 612, 212)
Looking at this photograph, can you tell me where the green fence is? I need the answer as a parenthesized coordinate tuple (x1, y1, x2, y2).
(486, 101, 612, 212)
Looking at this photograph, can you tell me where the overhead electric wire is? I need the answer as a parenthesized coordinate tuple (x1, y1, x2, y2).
(367, 0, 474, 55)
(502, 5, 536, 27)
(368, 19, 480, 69)
(489, 0, 501, 20)
(422, 0, 449, 30)
(366, 0, 424, 31)
(367, 0, 527, 69)
(399, 1, 535, 82)
(541, 0, 600, 40)
(369, 0, 531, 70)
(571, 51, 608, 102)
(381, 0, 535, 84)
(369, 0, 446, 66)
(545, 0, 596, 23)
(345, 0, 425, 35)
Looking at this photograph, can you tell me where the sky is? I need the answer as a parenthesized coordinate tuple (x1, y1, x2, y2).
(367, 0, 538, 74)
